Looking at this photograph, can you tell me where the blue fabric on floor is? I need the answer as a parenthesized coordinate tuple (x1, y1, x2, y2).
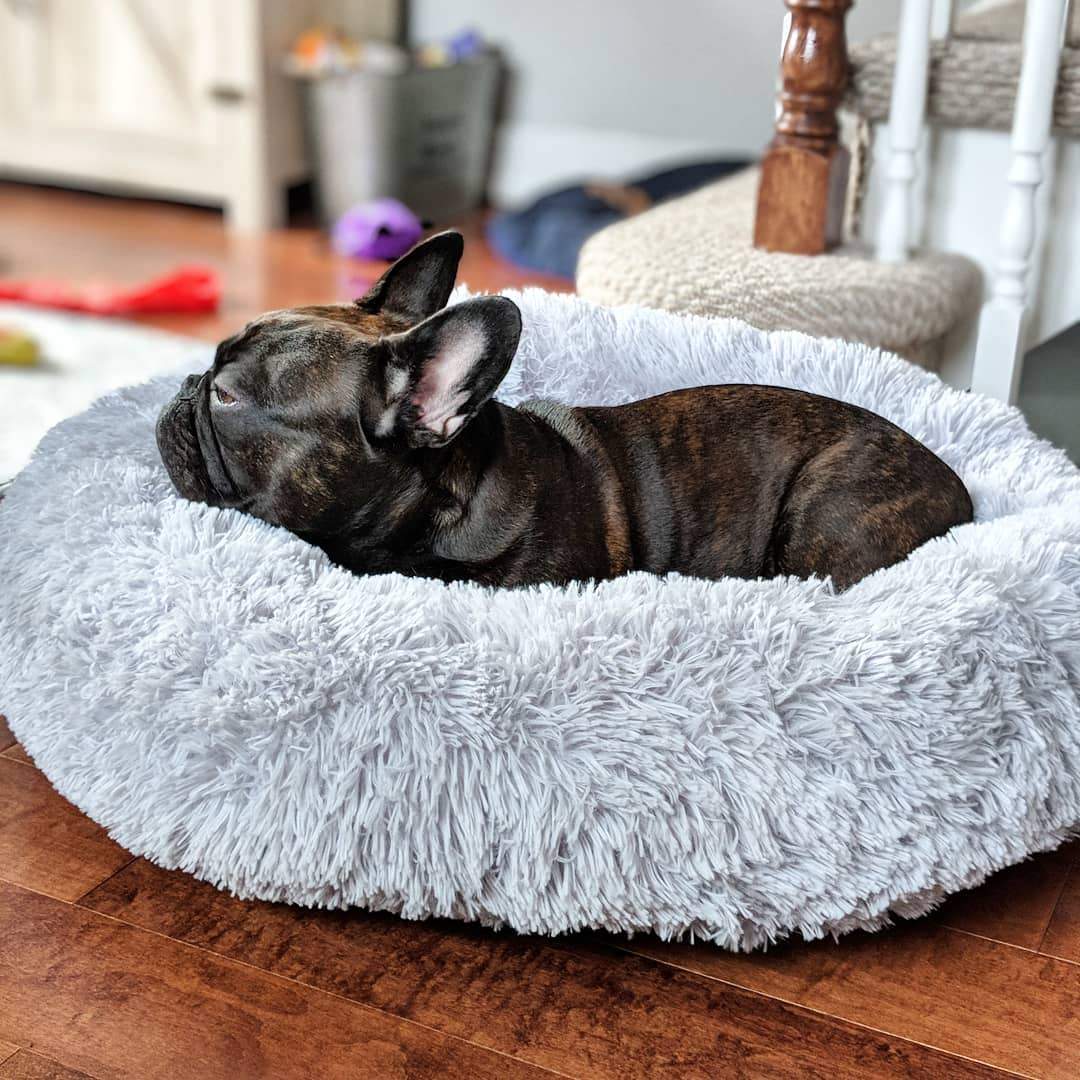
(486, 160, 751, 280)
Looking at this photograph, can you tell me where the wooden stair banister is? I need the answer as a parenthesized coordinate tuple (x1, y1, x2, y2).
(754, 0, 854, 255)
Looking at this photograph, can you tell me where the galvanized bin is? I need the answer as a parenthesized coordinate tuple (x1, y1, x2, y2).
(302, 51, 500, 225)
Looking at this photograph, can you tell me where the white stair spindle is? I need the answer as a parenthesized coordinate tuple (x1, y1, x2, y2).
(877, 0, 935, 263)
(929, 0, 955, 41)
(970, 0, 1069, 404)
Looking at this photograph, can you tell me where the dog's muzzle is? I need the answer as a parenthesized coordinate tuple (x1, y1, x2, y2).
(156, 373, 234, 505)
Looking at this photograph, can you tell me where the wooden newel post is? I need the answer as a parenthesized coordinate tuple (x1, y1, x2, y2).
(753, 0, 854, 255)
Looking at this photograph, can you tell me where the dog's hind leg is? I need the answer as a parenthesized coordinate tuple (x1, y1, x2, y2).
(772, 436, 972, 590)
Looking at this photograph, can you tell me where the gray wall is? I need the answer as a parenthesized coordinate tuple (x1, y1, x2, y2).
(410, 0, 906, 203)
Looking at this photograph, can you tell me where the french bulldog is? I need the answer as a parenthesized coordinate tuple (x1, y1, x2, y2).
(157, 231, 973, 590)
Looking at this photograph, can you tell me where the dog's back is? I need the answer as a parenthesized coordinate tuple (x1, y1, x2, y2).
(579, 385, 973, 589)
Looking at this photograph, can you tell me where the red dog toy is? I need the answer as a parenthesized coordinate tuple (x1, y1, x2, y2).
(0, 266, 220, 315)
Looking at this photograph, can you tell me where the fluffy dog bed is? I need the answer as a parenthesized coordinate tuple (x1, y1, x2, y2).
(1, 291, 1079, 950)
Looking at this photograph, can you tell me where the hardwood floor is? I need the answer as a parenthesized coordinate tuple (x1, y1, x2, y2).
(3, 741, 1075, 1079)
(0, 759, 131, 902)
(0, 184, 1075, 1078)
(0, 1051, 97, 1080)
(80, 861, 1001, 1079)
(0, 182, 571, 345)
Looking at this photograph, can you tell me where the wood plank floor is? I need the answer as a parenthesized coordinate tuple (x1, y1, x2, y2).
(0, 182, 571, 344)
(0, 184, 1075, 1078)
(0, 1051, 97, 1080)
(3, 739, 1074, 1079)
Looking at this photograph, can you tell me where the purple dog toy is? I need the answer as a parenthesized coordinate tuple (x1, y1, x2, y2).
(332, 198, 424, 261)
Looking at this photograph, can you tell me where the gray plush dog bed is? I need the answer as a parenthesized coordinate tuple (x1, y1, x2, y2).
(1, 291, 1079, 949)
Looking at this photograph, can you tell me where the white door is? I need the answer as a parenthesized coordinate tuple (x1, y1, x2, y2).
(0, 0, 228, 203)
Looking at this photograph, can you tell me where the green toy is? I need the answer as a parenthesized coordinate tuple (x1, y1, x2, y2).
(0, 326, 39, 366)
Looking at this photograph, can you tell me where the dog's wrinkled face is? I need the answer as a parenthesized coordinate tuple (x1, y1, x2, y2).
(156, 232, 521, 537)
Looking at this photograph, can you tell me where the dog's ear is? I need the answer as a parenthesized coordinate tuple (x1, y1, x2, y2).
(378, 296, 522, 448)
(355, 231, 464, 322)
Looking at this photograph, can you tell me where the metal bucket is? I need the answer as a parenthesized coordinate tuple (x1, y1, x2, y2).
(302, 51, 500, 225)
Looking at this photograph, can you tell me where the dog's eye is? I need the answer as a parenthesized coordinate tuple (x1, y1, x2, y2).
(213, 384, 239, 407)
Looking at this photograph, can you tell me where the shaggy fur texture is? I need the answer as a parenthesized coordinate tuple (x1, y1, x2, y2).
(0, 301, 202, 481)
(1, 291, 1079, 949)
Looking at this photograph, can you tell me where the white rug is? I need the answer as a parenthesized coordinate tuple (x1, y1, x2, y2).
(0, 303, 204, 481)
(1, 289, 1079, 949)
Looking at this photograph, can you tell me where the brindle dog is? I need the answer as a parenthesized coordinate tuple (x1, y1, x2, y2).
(157, 231, 973, 589)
